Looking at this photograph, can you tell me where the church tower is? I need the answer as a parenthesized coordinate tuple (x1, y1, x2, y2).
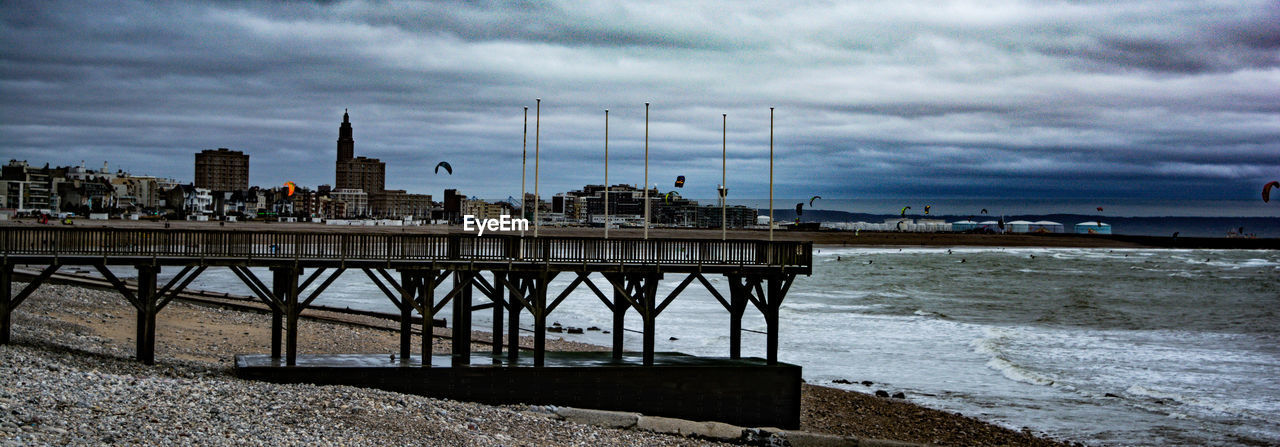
(337, 109, 354, 162)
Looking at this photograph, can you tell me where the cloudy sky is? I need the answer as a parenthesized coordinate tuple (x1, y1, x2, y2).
(2, 0, 1278, 209)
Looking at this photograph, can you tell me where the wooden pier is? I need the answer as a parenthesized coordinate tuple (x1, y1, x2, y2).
(2, 226, 812, 427)
(1, 227, 811, 367)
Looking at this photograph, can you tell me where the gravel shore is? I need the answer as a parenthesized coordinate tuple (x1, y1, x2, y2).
(2, 282, 1074, 446)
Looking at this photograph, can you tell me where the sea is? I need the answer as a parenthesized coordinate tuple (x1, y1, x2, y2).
(151, 246, 1280, 446)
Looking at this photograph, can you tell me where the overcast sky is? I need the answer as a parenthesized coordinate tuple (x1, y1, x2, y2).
(2, 0, 1278, 207)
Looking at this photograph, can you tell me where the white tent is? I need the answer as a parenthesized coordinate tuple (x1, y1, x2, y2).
(1029, 221, 1064, 233)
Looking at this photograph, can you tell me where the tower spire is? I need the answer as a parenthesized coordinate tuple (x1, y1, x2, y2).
(337, 109, 354, 162)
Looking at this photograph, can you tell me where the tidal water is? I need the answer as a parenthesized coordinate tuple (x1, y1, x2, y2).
(154, 247, 1280, 446)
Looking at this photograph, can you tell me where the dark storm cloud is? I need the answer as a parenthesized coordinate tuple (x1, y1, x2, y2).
(1, 0, 1277, 205)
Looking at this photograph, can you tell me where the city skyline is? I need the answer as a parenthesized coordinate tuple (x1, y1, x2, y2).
(2, 1, 1278, 210)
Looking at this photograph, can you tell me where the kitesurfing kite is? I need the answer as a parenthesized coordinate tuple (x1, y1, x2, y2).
(284, 181, 296, 197)
(435, 161, 453, 175)
(980, 208, 988, 214)
(1097, 206, 1104, 212)
(809, 196, 821, 207)
(664, 192, 675, 204)
(674, 176, 685, 188)
(1263, 181, 1279, 202)
(900, 206, 911, 217)
(924, 205, 932, 215)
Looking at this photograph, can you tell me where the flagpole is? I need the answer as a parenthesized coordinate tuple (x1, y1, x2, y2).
(604, 109, 610, 239)
(721, 113, 727, 241)
(769, 107, 774, 242)
(534, 98, 541, 238)
(520, 106, 527, 238)
(643, 102, 650, 240)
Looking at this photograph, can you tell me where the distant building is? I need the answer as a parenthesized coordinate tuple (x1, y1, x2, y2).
(194, 148, 249, 191)
(334, 110, 385, 194)
(444, 189, 464, 223)
(370, 190, 431, 218)
(330, 188, 368, 217)
(1, 160, 58, 213)
(462, 198, 512, 221)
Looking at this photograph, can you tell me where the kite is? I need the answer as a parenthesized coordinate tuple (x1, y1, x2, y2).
(924, 205, 931, 215)
(674, 176, 685, 188)
(980, 208, 988, 214)
(1264, 181, 1279, 203)
(284, 181, 296, 197)
(435, 161, 453, 175)
(809, 196, 821, 207)
(1097, 206, 1104, 212)
(900, 206, 911, 217)
(664, 192, 675, 204)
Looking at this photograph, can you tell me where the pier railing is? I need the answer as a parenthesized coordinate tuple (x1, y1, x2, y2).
(0, 227, 811, 267)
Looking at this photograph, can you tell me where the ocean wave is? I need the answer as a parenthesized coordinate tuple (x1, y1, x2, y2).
(1124, 385, 1260, 419)
(912, 309, 949, 319)
(971, 328, 1062, 388)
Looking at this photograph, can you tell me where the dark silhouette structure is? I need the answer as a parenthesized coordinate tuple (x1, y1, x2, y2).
(334, 110, 385, 194)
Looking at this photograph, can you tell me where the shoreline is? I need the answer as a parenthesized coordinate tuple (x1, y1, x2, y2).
(2, 280, 1074, 446)
(4, 219, 1276, 249)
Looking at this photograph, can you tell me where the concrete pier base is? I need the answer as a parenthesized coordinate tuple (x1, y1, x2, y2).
(235, 351, 802, 428)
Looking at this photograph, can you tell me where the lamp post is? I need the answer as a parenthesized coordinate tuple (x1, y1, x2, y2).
(721, 113, 727, 241)
(534, 98, 541, 238)
(643, 102, 650, 240)
(769, 107, 774, 242)
(604, 109, 609, 239)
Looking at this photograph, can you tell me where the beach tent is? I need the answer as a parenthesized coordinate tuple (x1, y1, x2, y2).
(1074, 221, 1111, 234)
(1006, 220, 1035, 233)
(1029, 221, 1064, 233)
(951, 220, 978, 232)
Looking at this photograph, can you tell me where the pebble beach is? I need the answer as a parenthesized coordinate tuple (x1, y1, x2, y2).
(2, 281, 1074, 446)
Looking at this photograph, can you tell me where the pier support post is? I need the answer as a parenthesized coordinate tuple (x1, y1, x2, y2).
(0, 264, 10, 345)
(608, 273, 626, 361)
(506, 273, 522, 364)
(271, 266, 300, 366)
(640, 272, 660, 366)
(420, 271, 436, 367)
(491, 272, 505, 356)
(270, 311, 282, 359)
(727, 274, 747, 359)
(399, 271, 416, 363)
(452, 271, 473, 367)
(762, 273, 795, 365)
(533, 273, 548, 367)
(134, 265, 159, 365)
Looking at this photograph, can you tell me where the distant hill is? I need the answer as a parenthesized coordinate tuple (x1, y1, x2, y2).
(763, 209, 1280, 238)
